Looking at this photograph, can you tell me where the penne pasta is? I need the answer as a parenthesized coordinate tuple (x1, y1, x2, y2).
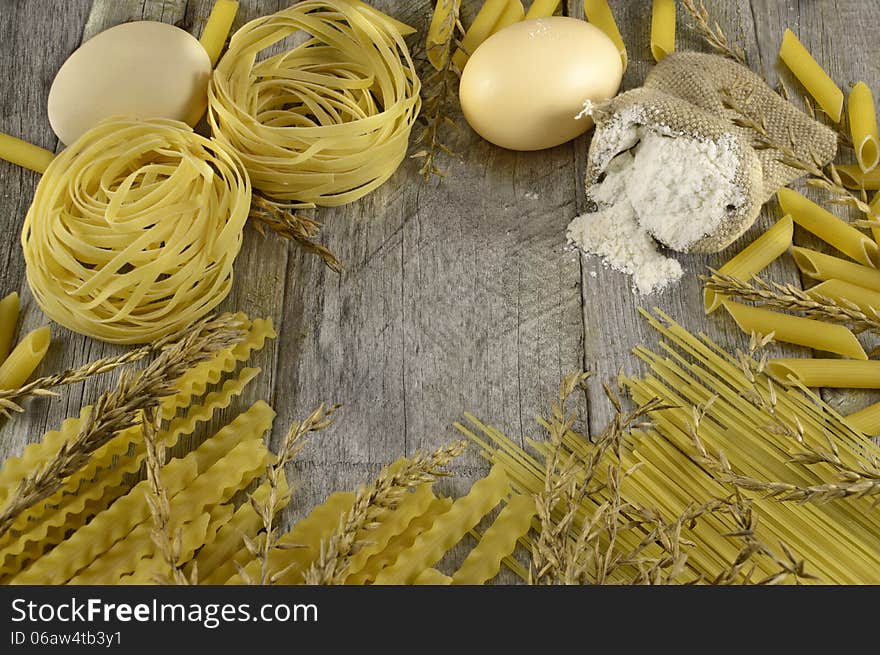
(723, 301, 866, 360)
(491, 0, 525, 35)
(198, 0, 239, 67)
(0, 326, 50, 390)
(806, 278, 880, 316)
(705, 216, 793, 313)
(583, 0, 627, 70)
(845, 402, 880, 436)
(524, 0, 560, 20)
(426, 0, 462, 70)
(835, 164, 880, 190)
(0, 292, 19, 363)
(766, 359, 880, 388)
(452, 0, 509, 71)
(849, 82, 880, 173)
(778, 28, 843, 122)
(650, 0, 676, 62)
(791, 246, 880, 291)
(778, 188, 879, 267)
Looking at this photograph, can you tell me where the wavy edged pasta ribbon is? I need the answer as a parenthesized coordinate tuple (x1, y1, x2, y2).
(208, 0, 420, 207)
(22, 118, 251, 344)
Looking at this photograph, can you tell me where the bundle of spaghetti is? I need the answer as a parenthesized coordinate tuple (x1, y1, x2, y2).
(207, 0, 420, 207)
(22, 117, 251, 344)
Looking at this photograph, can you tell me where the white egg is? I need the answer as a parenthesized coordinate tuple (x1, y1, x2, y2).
(48, 21, 211, 145)
(459, 17, 623, 151)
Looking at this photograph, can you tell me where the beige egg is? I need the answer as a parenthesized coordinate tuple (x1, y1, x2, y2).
(48, 21, 211, 146)
(459, 17, 623, 151)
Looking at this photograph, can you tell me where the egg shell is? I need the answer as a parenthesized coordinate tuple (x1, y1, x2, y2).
(48, 21, 211, 146)
(459, 17, 623, 151)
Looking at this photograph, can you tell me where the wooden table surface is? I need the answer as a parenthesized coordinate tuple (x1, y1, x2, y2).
(1, 0, 878, 555)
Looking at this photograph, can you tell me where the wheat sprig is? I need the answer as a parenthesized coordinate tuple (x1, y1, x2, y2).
(680, 0, 747, 65)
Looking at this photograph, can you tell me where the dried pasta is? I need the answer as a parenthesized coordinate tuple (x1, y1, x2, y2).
(452, 0, 509, 71)
(650, 0, 675, 62)
(835, 164, 880, 190)
(845, 402, 880, 435)
(22, 118, 250, 344)
(583, 0, 627, 70)
(849, 82, 879, 173)
(0, 132, 55, 174)
(524, 0, 560, 20)
(705, 216, 793, 313)
(777, 188, 879, 267)
(779, 28, 843, 122)
(208, 0, 420, 207)
(413, 568, 452, 585)
(199, 0, 239, 67)
(806, 279, 880, 315)
(0, 326, 49, 389)
(491, 0, 525, 35)
(373, 465, 509, 585)
(426, 0, 462, 70)
(766, 359, 880, 388)
(451, 493, 535, 585)
(722, 300, 866, 360)
(0, 292, 19, 364)
(792, 247, 880, 291)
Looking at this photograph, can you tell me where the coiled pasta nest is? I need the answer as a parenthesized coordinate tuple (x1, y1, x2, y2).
(208, 0, 421, 207)
(22, 118, 251, 344)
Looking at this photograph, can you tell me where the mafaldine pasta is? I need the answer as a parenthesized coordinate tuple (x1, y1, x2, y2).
(22, 118, 250, 344)
(849, 82, 880, 173)
(650, 0, 675, 62)
(208, 0, 420, 207)
(778, 28, 844, 122)
(722, 301, 867, 359)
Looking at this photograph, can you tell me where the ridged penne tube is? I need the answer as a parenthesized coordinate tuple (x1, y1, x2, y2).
(792, 247, 880, 291)
(199, 0, 239, 67)
(452, 0, 509, 71)
(426, 0, 462, 71)
(373, 465, 509, 585)
(583, 0, 627, 69)
(0, 326, 50, 389)
(225, 491, 356, 585)
(778, 188, 879, 267)
(413, 568, 453, 585)
(490, 0, 525, 35)
(345, 484, 436, 581)
(779, 28, 843, 122)
(806, 279, 880, 315)
(723, 301, 867, 360)
(347, 497, 453, 585)
(650, 0, 675, 62)
(835, 164, 880, 190)
(766, 359, 880, 388)
(0, 292, 19, 363)
(849, 82, 879, 173)
(0, 132, 55, 174)
(452, 493, 535, 584)
(705, 216, 793, 313)
(845, 402, 880, 435)
(524, 0, 560, 19)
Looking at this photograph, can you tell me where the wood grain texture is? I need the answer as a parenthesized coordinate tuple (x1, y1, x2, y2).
(0, 0, 878, 583)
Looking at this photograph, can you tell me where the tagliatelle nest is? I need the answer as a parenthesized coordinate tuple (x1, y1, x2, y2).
(207, 0, 421, 207)
(21, 118, 250, 345)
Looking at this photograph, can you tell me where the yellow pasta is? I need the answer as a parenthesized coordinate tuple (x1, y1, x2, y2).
(209, 0, 420, 207)
(849, 82, 879, 173)
(792, 246, 880, 291)
(22, 118, 250, 344)
(0, 292, 19, 364)
(452, 0, 509, 71)
(524, 0, 560, 20)
(845, 402, 880, 435)
(705, 216, 793, 313)
(723, 301, 866, 360)
(806, 279, 880, 315)
(350, 0, 416, 36)
(373, 465, 509, 585)
(583, 0, 627, 70)
(835, 164, 880, 190)
(199, 0, 239, 67)
(452, 493, 535, 585)
(779, 28, 843, 122)
(0, 326, 50, 389)
(778, 188, 879, 267)
(413, 568, 453, 585)
(0, 132, 55, 174)
(650, 0, 676, 62)
(766, 359, 880, 388)
(426, 0, 462, 70)
(490, 0, 525, 35)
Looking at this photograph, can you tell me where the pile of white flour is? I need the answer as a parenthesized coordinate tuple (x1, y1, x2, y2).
(567, 129, 743, 295)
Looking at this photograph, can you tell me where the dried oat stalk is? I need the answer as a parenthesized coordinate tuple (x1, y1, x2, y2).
(304, 440, 467, 585)
(0, 314, 245, 538)
(680, 0, 747, 65)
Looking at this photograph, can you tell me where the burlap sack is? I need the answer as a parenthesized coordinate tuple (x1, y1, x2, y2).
(584, 52, 837, 253)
